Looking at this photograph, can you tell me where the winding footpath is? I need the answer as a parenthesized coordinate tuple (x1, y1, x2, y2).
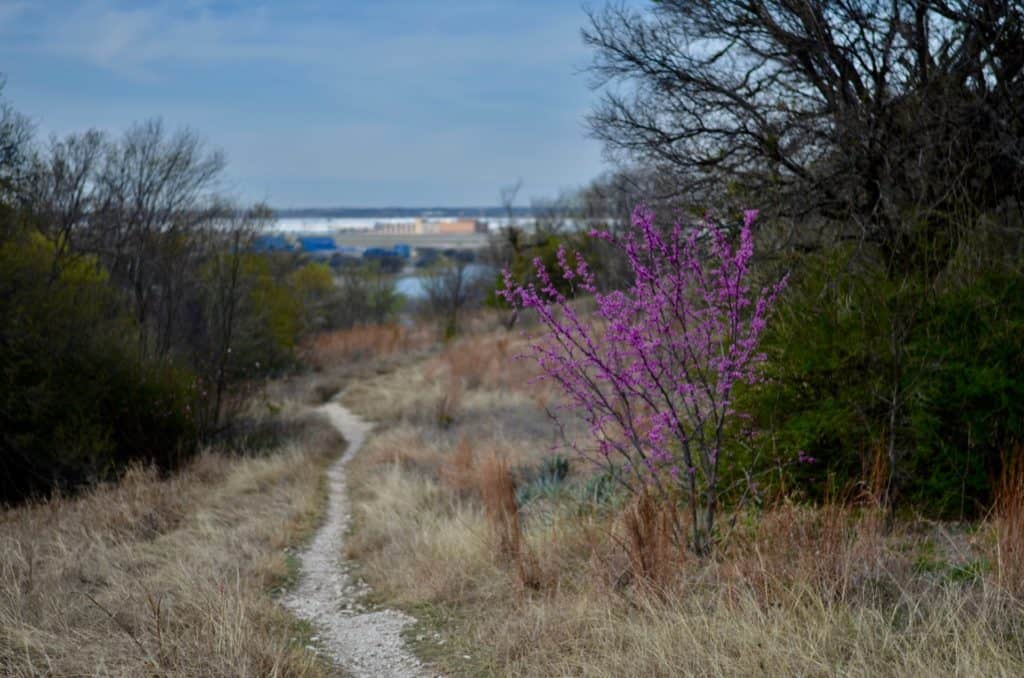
(282, 400, 426, 677)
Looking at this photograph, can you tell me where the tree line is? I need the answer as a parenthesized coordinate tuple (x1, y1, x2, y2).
(0, 87, 356, 503)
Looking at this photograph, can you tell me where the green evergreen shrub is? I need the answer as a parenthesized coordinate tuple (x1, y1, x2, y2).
(734, 246, 1024, 517)
(0, 232, 199, 502)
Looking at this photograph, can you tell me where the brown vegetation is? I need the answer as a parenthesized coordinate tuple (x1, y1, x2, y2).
(0, 408, 342, 676)
(341, 322, 1024, 677)
(996, 446, 1024, 597)
(622, 491, 683, 591)
(301, 322, 435, 370)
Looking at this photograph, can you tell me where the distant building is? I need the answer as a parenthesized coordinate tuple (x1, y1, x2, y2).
(373, 220, 421, 235)
(296, 236, 337, 255)
(252, 235, 293, 252)
(373, 218, 487, 235)
(364, 244, 410, 259)
(438, 219, 488, 234)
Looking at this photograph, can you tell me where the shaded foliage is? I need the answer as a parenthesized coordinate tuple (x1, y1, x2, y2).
(736, 246, 1024, 517)
(330, 262, 402, 329)
(0, 85, 334, 503)
(0, 232, 198, 500)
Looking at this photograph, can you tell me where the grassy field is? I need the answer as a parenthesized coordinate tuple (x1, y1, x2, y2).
(0, 321, 441, 677)
(7, 316, 1024, 677)
(332, 319, 1024, 677)
(0, 397, 343, 677)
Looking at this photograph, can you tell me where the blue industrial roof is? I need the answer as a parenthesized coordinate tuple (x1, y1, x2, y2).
(364, 245, 410, 259)
(251, 235, 292, 252)
(297, 236, 337, 252)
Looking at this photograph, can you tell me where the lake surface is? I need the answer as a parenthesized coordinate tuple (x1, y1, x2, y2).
(395, 264, 495, 299)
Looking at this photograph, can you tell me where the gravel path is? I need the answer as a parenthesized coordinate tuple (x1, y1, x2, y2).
(282, 401, 427, 677)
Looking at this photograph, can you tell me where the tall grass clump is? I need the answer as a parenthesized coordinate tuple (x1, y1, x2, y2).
(623, 490, 684, 590)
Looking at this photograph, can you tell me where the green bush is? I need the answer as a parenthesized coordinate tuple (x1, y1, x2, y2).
(0, 232, 199, 502)
(289, 261, 335, 332)
(734, 246, 1024, 517)
(227, 253, 306, 374)
(901, 269, 1024, 513)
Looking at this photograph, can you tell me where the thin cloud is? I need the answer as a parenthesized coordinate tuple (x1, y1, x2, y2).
(18, 1, 588, 79)
(0, 0, 608, 205)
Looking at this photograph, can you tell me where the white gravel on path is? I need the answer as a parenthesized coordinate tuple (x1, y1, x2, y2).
(282, 401, 429, 677)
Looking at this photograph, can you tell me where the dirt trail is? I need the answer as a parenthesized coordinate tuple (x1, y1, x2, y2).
(282, 400, 426, 677)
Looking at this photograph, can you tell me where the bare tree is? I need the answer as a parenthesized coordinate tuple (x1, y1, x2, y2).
(23, 121, 230, 358)
(19, 117, 281, 430)
(500, 178, 523, 228)
(333, 261, 400, 328)
(488, 180, 528, 328)
(88, 119, 227, 354)
(492, 179, 526, 263)
(487, 187, 576, 275)
(24, 131, 106, 279)
(585, 1, 1024, 272)
(531, 190, 579, 237)
(422, 256, 487, 338)
(0, 80, 32, 212)
(203, 205, 268, 431)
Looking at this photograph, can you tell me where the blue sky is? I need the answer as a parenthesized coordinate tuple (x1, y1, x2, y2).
(0, 0, 613, 207)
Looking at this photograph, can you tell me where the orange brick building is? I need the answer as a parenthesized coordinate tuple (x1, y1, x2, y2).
(437, 219, 487, 234)
(373, 218, 488, 235)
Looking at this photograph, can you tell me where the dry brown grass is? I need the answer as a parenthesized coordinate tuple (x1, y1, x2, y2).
(0, 410, 343, 677)
(349, 460, 1024, 675)
(438, 437, 478, 496)
(301, 322, 435, 371)
(622, 491, 684, 591)
(338, 318, 1024, 677)
(477, 455, 542, 591)
(478, 454, 520, 562)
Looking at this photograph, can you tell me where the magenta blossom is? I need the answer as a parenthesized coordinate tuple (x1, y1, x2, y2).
(501, 206, 787, 554)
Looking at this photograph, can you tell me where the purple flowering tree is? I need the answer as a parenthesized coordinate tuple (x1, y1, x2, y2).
(501, 206, 787, 554)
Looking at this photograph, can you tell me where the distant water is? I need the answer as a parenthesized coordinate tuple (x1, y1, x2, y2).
(395, 275, 426, 298)
(395, 264, 495, 299)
